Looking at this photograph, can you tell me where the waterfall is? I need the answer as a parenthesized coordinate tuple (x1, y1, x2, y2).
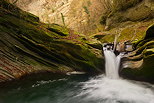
(103, 45, 122, 79)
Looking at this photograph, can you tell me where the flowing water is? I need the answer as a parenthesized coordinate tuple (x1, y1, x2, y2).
(0, 47, 154, 103)
(0, 74, 153, 103)
(103, 49, 122, 79)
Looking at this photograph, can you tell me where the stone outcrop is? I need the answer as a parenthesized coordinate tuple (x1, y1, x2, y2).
(103, 0, 154, 29)
(1, 0, 154, 83)
(0, 0, 103, 82)
(121, 24, 154, 83)
(7, 0, 154, 35)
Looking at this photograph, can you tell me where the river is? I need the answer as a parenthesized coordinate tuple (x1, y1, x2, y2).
(0, 74, 154, 103)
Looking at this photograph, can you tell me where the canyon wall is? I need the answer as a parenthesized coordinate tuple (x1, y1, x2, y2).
(9, 0, 108, 34)
(0, 0, 103, 82)
(8, 0, 154, 34)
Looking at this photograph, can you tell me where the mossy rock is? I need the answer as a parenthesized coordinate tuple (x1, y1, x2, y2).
(121, 24, 154, 83)
(100, 34, 115, 43)
(134, 24, 154, 49)
(106, 12, 128, 28)
(100, 0, 154, 29)
(87, 43, 102, 50)
(93, 34, 106, 40)
(126, 2, 152, 21)
(0, 0, 104, 82)
(121, 55, 154, 83)
(47, 24, 69, 36)
(112, 0, 142, 12)
(0, 0, 39, 24)
(135, 40, 154, 55)
(144, 48, 154, 58)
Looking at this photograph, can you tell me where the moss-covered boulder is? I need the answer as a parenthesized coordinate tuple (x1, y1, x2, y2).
(0, 0, 103, 82)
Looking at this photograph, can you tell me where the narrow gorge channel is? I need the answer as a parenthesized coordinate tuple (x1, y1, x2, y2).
(0, 0, 154, 103)
(0, 56, 154, 103)
(0, 43, 154, 103)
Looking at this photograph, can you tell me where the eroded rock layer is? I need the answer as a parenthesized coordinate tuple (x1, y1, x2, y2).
(0, 0, 103, 82)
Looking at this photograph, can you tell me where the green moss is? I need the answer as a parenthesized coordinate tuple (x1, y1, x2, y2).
(143, 48, 154, 58)
(100, 34, 115, 43)
(135, 40, 154, 55)
(93, 34, 106, 40)
(87, 43, 102, 50)
(47, 24, 69, 36)
(0, 14, 57, 45)
(83, 6, 90, 15)
(119, 28, 134, 41)
(0, 0, 39, 24)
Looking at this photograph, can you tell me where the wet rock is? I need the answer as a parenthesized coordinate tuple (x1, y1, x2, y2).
(121, 25, 154, 83)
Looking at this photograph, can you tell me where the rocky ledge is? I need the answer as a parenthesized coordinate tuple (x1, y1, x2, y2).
(121, 24, 154, 83)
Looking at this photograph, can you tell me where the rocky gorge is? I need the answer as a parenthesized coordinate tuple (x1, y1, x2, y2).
(0, 0, 154, 84)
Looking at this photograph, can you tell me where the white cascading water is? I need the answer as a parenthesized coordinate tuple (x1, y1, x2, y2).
(103, 46, 122, 79)
(77, 75, 154, 103)
(75, 44, 154, 103)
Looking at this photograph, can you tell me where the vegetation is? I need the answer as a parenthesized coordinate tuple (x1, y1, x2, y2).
(83, 6, 89, 15)
(61, 13, 66, 27)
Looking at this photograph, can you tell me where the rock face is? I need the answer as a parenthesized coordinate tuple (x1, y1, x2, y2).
(103, 0, 154, 29)
(121, 25, 154, 83)
(2, 0, 154, 83)
(8, 0, 154, 34)
(0, 0, 103, 82)
(8, 0, 107, 34)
